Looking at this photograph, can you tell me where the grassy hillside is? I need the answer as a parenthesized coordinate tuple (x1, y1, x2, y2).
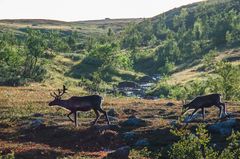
(0, 18, 142, 37)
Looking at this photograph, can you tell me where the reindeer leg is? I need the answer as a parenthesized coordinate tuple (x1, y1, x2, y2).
(67, 111, 74, 123)
(215, 105, 222, 118)
(202, 108, 205, 120)
(99, 108, 110, 125)
(74, 111, 78, 127)
(221, 102, 227, 116)
(92, 109, 100, 125)
(189, 108, 199, 120)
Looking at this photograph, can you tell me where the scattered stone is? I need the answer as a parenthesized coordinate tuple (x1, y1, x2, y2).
(117, 81, 140, 89)
(32, 113, 44, 117)
(122, 131, 137, 140)
(170, 120, 177, 127)
(139, 75, 154, 83)
(166, 102, 175, 107)
(105, 146, 130, 159)
(183, 113, 203, 123)
(97, 130, 119, 145)
(29, 119, 45, 129)
(208, 118, 237, 136)
(121, 116, 147, 127)
(92, 124, 121, 132)
(122, 109, 137, 115)
(135, 138, 150, 147)
(100, 115, 118, 122)
(108, 116, 118, 122)
(108, 108, 119, 117)
(143, 95, 156, 100)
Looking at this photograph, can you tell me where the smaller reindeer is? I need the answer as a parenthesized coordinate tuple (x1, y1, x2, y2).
(182, 93, 227, 121)
(49, 85, 110, 127)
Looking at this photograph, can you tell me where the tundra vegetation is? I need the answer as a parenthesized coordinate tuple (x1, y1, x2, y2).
(0, 0, 240, 158)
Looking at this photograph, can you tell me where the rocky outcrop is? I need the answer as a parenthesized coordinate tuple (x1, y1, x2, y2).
(105, 146, 130, 159)
(208, 118, 237, 136)
(121, 116, 147, 127)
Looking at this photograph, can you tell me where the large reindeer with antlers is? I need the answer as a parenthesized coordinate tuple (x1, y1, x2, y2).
(49, 85, 110, 127)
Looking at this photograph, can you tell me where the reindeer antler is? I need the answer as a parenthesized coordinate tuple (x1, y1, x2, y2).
(50, 85, 68, 98)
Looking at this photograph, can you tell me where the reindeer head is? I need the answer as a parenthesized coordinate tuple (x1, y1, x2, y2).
(49, 85, 67, 106)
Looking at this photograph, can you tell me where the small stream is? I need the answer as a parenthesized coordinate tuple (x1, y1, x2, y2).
(115, 75, 161, 99)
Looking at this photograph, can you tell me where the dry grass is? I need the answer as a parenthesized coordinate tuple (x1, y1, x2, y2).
(168, 48, 240, 85)
(0, 86, 240, 158)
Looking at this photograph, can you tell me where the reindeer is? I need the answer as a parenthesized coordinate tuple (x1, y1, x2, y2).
(182, 93, 227, 121)
(49, 85, 110, 127)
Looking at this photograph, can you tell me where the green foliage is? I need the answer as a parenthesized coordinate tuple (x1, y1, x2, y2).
(89, 43, 132, 71)
(169, 85, 188, 101)
(0, 151, 15, 159)
(0, 32, 24, 85)
(173, 8, 188, 30)
(147, 78, 173, 98)
(23, 29, 47, 79)
(207, 62, 240, 100)
(0, 29, 48, 85)
(158, 60, 175, 75)
(219, 131, 240, 158)
(130, 147, 161, 159)
(120, 0, 240, 75)
(202, 49, 217, 71)
(184, 80, 208, 99)
(169, 125, 213, 159)
(169, 125, 240, 159)
(47, 31, 70, 52)
(121, 23, 142, 50)
(156, 33, 181, 66)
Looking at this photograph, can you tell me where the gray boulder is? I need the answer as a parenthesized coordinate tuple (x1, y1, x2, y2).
(108, 116, 118, 122)
(121, 116, 147, 127)
(135, 138, 150, 147)
(139, 75, 154, 83)
(108, 108, 119, 117)
(166, 102, 175, 107)
(123, 131, 137, 140)
(29, 119, 45, 129)
(106, 146, 130, 159)
(117, 81, 140, 90)
(32, 113, 44, 117)
(208, 118, 237, 136)
(184, 113, 203, 123)
(122, 109, 137, 115)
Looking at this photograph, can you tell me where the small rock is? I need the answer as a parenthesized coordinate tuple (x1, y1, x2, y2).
(108, 108, 119, 117)
(183, 113, 203, 123)
(208, 118, 237, 136)
(97, 130, 119, 145)
(170, 120, 177, 127)
(135, 138, 150, 147)
(121, 116, 147, 127)
(123, 109, 137, 115)
(100, 115, 118, 122)
(123, 131, 137, 140)
(92, 124, 120, 132)
(166, 102, 175, 106)
(105, 146, 130, 159)
(32, 113, 44, 117)
(30, 119, 45, 129)
(108, 116, 118, 122)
